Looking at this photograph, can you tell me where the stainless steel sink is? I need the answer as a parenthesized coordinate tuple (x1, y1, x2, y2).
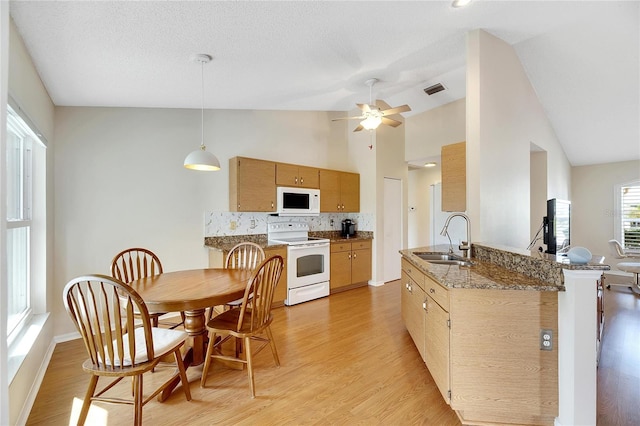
(413, 252, 473, 267)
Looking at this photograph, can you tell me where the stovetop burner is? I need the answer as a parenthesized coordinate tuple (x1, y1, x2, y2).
(267, 222, 329, 246)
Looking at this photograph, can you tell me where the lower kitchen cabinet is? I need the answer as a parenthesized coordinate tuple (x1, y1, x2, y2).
(330, 239, 371, 292)
(401, 266, 426, 360)
(401, 259, 451, 404)
(208, 245, 288, 308)
(424, 276, 451, 403)
(264, 246, 288, 307)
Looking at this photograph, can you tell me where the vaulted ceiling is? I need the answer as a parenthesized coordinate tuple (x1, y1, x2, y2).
(9, 0, 639, 166)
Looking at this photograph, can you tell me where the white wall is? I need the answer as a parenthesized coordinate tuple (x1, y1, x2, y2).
(571, 160, 640, 270)
(405, 98, 466, 162)
(53, 106, 350, 337)
(467, 29, 571, 248)
(5, 17, 56, 426)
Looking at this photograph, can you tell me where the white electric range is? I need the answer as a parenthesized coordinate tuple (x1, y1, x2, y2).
(267, 222, 330, 305)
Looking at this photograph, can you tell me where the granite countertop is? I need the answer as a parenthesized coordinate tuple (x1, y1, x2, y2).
(205, 231, 373, 251)
(400, 243, 610, 292)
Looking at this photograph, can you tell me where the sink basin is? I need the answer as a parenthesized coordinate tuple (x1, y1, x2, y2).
(413, 252, 473, 267)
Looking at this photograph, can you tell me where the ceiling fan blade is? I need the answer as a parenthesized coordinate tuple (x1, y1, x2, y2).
(381, 116, 402, 127)
(332, 115, 365, 121)
(376, 99, 392, 110)
(382, 105, 412, 116)
(353, 124, 364, 132)
(357, 103, 371, 113)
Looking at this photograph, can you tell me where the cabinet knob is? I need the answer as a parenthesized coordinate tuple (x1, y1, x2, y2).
(271, 202, 274, 208)
(300, 177, 304, 183)
(430, 288, 436, 294)
(405, 282, 410, 290)
(295, 177, 298, 184)
(352, 252, 357, 259)
(423, 301, 427, 311)
(348, 253, 352, 259)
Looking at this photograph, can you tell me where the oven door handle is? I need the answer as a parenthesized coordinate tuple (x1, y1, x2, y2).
(288, 242, 330, 250)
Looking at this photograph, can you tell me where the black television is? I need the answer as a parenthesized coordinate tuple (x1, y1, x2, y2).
(544, 198, 571, 254)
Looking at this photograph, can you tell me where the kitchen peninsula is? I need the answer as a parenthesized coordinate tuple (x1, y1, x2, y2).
(399, 243, 608, 426)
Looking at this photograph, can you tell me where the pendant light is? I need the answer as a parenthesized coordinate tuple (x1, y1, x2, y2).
(184, 54, 221, 171)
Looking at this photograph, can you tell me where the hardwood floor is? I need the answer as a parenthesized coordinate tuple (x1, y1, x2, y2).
(26, 276, 640, 425)
(27, 281, 459, 425)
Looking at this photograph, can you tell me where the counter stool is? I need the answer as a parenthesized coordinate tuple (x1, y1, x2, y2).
(607, 240, 640, 294)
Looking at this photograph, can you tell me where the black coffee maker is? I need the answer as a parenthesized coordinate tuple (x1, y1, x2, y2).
(341, 219, 356, 238)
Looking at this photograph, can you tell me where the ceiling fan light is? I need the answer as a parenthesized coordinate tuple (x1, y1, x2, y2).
(184, 145, 221, 171)
(361, 115, 382, 130)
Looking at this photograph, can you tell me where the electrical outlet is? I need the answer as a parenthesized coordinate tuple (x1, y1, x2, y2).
(330, 219, 334, 227)
(540, 329, 553, 351)
(230, 220, 237, 230)
(250, 219, 256, 229)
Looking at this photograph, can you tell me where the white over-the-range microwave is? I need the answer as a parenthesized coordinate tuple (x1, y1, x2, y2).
(276, 186, 320, 216)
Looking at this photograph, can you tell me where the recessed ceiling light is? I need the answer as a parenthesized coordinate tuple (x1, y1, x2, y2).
(424, 162, 437, 168)
(452, 0, 472, 8)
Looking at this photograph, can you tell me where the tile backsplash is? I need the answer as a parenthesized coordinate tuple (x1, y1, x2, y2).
(205, 212, 374, 237)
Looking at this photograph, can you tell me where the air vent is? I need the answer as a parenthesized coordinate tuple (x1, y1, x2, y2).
(424, 83, 446, 96)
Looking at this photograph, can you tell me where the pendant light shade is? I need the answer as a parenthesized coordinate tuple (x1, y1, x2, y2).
(184, 53, 221, 171)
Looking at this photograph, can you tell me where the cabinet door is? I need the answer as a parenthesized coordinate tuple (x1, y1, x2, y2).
(401, 270, 426, 360)
(425, 295, 451, 404)
(441, 141, 466, 212)
(298, 166, 319, 188)
(319, 169, 341, 212)
(351, 246, 371, 284)
(330, 247, 352, 290)
(232, 157, 276, 212)
(275, 163, 299, 187)
(340, 172, 360, 212)
(264, 246, 288, 306)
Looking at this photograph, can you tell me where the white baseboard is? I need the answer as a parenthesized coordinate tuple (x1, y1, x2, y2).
(368, 279, 386, 287)
(15, 338, 56, 426)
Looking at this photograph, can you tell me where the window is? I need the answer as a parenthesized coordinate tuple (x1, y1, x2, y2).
(5, 104, 44, 340)
(617, 180, 640, 249)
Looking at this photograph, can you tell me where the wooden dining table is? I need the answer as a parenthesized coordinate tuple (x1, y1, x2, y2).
(128, 267, 252, 400)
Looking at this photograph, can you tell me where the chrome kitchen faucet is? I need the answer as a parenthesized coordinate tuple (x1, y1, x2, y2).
(440, 213, 471, 258)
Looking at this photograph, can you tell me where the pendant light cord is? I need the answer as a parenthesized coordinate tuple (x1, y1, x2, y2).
(200, 59, 205, 149)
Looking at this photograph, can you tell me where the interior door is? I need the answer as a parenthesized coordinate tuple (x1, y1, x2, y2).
(383, 177, 402, 282)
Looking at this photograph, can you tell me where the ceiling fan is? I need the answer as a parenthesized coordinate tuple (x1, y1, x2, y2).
(333, 78, 411, 132)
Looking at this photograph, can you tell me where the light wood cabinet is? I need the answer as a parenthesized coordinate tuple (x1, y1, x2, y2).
(441, 141, 466, 212)
(330, 240, 371, 292)
(401, 259, 451, 403)
(401, 263, 426, 360)
(229, 157, 276, 212)
(319, 170, 360, 212)
(264, 246, 288, 307)
(424, 275, 450, 404)
(208, 245, 288, 308)
(276, 163, 319, 188)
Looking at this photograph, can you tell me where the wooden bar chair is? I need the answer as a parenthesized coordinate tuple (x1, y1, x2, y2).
(111, 247, 184, 328)
(63, 274, 191, 426)
(201, 255, 284, 398)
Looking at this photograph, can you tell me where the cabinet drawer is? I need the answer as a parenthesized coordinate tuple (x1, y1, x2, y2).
(402, 258, 425, 290)
(424, 275, 449, 312)
(351, 240, 371, 250)
(331, 242, 351, 253)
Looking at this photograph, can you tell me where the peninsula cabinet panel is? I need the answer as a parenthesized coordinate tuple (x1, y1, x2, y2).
(449, 288, 558, 426)
(229, 157, 276, 212)
(276, 163, 319, 188)
(319, 170, 360, 212)
(441, 141, 466, 212)
(424, 294, 450, 404)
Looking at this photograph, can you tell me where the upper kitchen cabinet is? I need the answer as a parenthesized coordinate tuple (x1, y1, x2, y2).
(229, 157, 276, 212)
(319, 170, 360, 212)
(441, 141, 466, 212)
(276, 163, 320, 188)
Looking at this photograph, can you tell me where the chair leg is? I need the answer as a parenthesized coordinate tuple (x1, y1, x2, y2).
(201, 331, 217, 388)
(133, 374, 143, 426)
(78, 375, 99, 426)
(244, 336, 255, 398)
(173, 348, 192, 400)
(265, 326, 280, 366)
